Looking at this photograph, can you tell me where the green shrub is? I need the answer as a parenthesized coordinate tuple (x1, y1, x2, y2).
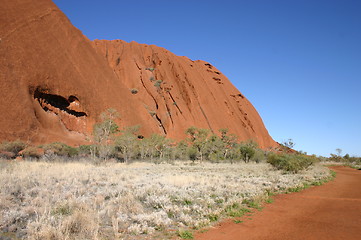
(0, 140, 27, 155)
(154, 80, 162, 87)
(148, 110, 156, 117)
(267, 153, 316, 173)
(187, 147, 197, 161)
(242, 199, 262, 210)
(208, 214, 219, 222)
(224, 203, 251, 217)
(239, 144, 255, 163)
(42, 142, 79, 158)
(78, 145, 93, 156)
(145, 67, 155, 72)
(22, 146, 43, 159)
(130, 88, 138, 94)
(252, 149, 266, 163)
(177, 229, 193, 239)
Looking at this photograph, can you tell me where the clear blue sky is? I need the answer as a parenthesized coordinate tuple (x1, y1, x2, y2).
(53, 0, 361, 157)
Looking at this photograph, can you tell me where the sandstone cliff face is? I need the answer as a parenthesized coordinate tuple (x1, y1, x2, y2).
(0, 0, 277, 149)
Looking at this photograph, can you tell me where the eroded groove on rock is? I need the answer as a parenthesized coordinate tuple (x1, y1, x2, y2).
(164, 102, 174, 125)
(168, 92, 183, 116)
(138, 70, 159, 110)
(198, 104, 214, 133)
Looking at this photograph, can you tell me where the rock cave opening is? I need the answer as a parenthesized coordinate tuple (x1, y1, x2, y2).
(33, 88, 87, 117)
(68, 95, 79, 103)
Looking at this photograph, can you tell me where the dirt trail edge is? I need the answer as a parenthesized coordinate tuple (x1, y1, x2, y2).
(195, 166, 361, 240)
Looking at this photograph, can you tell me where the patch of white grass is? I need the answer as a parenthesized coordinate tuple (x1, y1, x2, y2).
(0, 160, 331, 239)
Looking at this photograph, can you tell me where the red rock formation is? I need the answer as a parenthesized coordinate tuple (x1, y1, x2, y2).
(0, 0, 277, 149)
(92, 40, 277, 148)
(0, 0, 158, 145)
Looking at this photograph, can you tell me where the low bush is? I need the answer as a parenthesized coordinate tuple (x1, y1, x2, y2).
(343, 156, 361, 168)
(148, 110, 156, 117)
(145, 68, 155, 72)
(239, 144, 255, 163)
(267, 153, 317, 173)
(177, 229, 193, 239)
(130, 88, 138, 94)
(42, 142, 79, 158)
(22, 146, 43, 159)
(78, 145, 93, 156)
(154, 80, 162, 87)
(0, 140, 27, 157)
(224, 203, 251, 217)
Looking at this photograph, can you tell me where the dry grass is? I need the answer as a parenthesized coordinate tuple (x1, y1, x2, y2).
(0, 160, 331, 239)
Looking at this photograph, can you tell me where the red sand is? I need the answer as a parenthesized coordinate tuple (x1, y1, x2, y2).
(195, 166, 361, 240)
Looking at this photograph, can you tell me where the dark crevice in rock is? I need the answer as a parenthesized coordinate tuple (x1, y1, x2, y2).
(205, 63, 213, 69)
(134, 61, 142, 70)
(155, 114, 167, 135)
(116, 57, 121, 66)
(68, 95, 79, 103)
(238, 93, 245, 99)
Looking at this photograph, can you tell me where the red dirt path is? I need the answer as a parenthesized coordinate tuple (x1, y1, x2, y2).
(195, 166, 361, 240)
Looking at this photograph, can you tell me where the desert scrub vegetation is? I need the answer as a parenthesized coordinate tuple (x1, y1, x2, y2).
(0, 140, 27, 159)
(0, 160, 331, 239)
(267, 153, 317, 173)
(324, 148, 361, 169)
(130, 88, 138, 94)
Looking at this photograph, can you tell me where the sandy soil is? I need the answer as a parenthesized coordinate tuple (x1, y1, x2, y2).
(195, 166, 361, 240)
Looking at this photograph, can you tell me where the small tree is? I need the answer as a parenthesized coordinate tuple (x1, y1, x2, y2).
(185, 126, 197, 143)
(175, 140, 188, 160)
(281, 138, 295, 152)
(187, 146, 198, 162)
(185, 127, 210, 163)
(139, 137, 152, 160)
(239, 142, 256, 163)
(149, 134, 170, 161)
(206, 134, 224, 162)
(92, 108, 120, 161)
(219, 128, 239, 160)
(115, 125, 140, 162)
(336, 148, 342, 157)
